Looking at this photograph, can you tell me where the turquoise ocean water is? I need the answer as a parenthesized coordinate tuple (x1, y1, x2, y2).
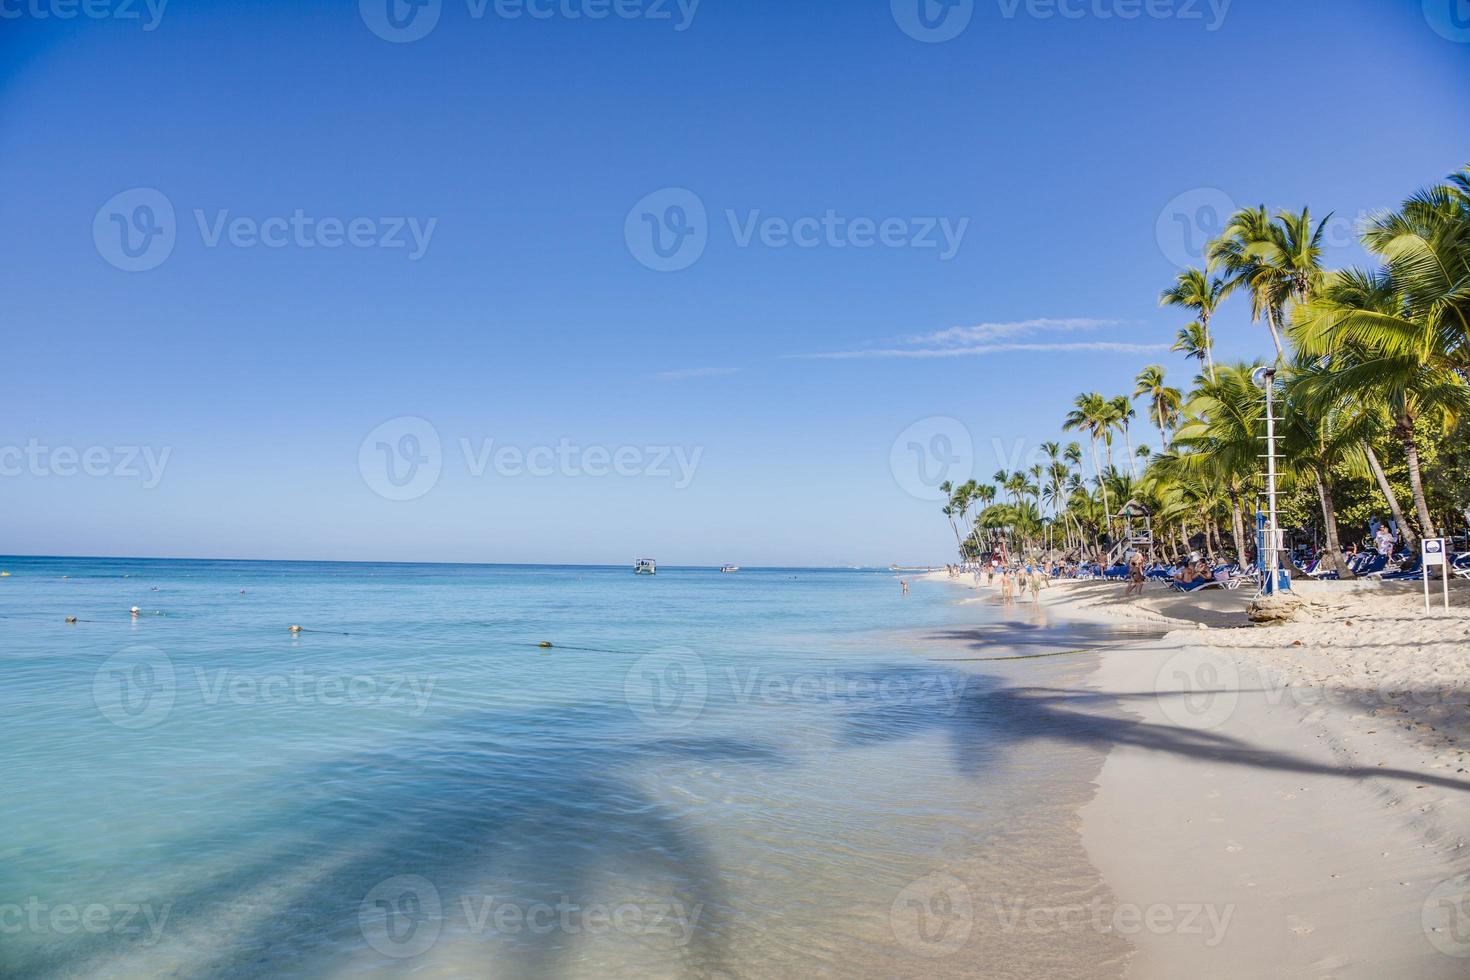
(0, 557, 1115, 978)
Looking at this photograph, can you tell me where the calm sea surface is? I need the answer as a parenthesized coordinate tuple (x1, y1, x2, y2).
(0, 558, 1135, 978)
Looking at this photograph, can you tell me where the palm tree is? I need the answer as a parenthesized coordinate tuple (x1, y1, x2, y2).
(1063, 393, 1115, 536)
(1168, 364, 1265, 567)
(1293, 267, 1470, 540)
(1109, 395, 1139, 479)
(1359, 165, 1470, 369)
(1210, 206, 1289, 360)
(1160, 268, 1230, 381)
(1133, 366, 1183, 451)
(1171, 321, 1213, 380)
(1280, 358, 1376, 577)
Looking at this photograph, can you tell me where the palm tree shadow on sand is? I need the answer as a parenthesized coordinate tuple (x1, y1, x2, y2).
(828, 663, 1470, 796)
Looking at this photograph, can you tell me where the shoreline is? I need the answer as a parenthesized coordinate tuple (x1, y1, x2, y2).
(924, 571, 1470, 976)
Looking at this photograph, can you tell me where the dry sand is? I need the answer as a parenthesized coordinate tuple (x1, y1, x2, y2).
(925, 571, 1470, 977)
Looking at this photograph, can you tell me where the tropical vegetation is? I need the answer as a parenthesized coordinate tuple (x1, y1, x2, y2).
(940, 165, 1470, 577)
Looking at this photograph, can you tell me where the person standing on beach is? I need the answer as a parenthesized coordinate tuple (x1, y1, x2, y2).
(1001, 570, 1014, 604)
(1029, 568, 1041, 602)
(1124, 549, 1146, 597)
(1374, 523, 1395, 557)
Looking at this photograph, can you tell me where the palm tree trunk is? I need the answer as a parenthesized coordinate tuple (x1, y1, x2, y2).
(1314, 471, 1353, 579)
(1362, 440, 1414, 549)
(1201, 311, 1218, 382)
(1089, 437, 1112, 539)
(1263, 304, 1286, 362)
(1228, 490, 1248, 570)
(1399, 420, 1437, 540)
(1122, 423, 1138, 479)
(1157, 400, 1171, 451)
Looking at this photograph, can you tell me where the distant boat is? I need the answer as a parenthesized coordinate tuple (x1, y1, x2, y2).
(720, 565, 740, 573)
(634, 558, 657, 576)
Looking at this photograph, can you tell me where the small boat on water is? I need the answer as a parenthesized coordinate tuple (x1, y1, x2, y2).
(720, 565, 740, 573)
(634, 558, 657, 576)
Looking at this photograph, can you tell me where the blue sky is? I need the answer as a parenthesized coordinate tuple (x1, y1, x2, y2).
(2, 0, 1468, 566)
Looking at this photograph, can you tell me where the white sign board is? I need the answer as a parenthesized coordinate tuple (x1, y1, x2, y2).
(1423, 538, 1450, 612)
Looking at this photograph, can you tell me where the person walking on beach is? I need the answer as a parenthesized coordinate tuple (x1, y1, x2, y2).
(1001, 570, 1014, 604)
(1029, 568, 1041, 602)
(1124, 549, 1146, 597)
(1374, 523, 1396, 557)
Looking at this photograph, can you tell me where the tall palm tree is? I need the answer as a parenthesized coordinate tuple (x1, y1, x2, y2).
(1133, 365, 1183, 451)
(1293, 267, 1470, 540)
(1281, 358, 1376, 577)
(1109, 395, 1139, 479)
(1210, 205, 1290, 360)
(1063, 393, 1115, 535)
(1160, 267, 1229, 381)
(1168, 364, 1265, 567)
(1171, 321, 1213, 380)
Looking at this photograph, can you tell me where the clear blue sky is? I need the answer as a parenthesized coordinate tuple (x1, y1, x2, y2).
(3, 0, 1468, 566)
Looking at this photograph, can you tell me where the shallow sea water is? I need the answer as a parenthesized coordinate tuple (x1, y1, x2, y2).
(0, 558, 1142, 978)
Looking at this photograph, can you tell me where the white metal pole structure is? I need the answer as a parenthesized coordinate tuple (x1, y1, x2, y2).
(1253, 366, 1287, 594)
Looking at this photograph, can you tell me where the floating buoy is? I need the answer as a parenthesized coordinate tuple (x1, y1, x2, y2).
(289, 625, 303, 634)
(130, 606, 141, 616)
(538, 641, 554, 648)
(65, 616, 77, 624)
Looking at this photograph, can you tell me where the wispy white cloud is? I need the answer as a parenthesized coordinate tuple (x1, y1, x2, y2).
(654, 366, 742, 380)
(802, 341, 1170, 360)
(792, 318, 1165, 360)
(893, 317, 1119, 347)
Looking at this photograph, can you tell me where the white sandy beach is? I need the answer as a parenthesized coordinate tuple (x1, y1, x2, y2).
(926, 571, 1470, 977)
